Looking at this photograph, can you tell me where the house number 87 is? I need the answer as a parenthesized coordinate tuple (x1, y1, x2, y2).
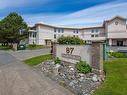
(66, 47, 74, 54)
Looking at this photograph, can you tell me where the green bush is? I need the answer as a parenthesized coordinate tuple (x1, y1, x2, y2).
(109, 52, 127, 58)
(54, 57, 61, 64)
(0, 45, 12, 50)
(76, 60, 91, 74)
(29, 44, 36, 47)
(26, 44, 46, 50)
(57, 36, 85, 45)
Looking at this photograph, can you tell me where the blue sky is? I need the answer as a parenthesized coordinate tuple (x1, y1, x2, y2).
(0, 0, 127, 27)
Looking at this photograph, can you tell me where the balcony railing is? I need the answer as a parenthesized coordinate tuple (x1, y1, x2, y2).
(99, 32, 106, 37)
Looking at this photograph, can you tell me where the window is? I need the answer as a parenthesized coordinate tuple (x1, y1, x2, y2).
(56, 28, 64, 33)
(54, 28, 56, 32)
(91, 29, 94, 33)
(61, 29, 64, 33)
(29, 32, 32, 37)
(86, 40, 92, 44)
(76, 30, 78, 33)
(115, 21, 118, 25)
(33, 32, 37, 38)
(19, 30, 22, 35)
(73, 29, 79, 33)
(54, 34, 56, 39)
(117, 40, 123, 46)
(91, 35, 94, 37)
(73, 35, 78, 37)
(58, 34, 60, 37)
(95, 35, 98, 37)
(58, 29, 60, 33)
(96, 29, 99, 32)
(33, 32, 35, 38)
(61, 35, 64, 37)
(19, 29, 25, 35)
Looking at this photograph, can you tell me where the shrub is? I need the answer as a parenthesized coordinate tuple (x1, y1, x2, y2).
(0, 45, 12, 50)
(76, 60, 91, 74)
(57, 36, 85, 45)
(54, 57, 61, 64)
(109, 52, 127, 58)
(29, 44, 36, 48)
(26, 44, 46, 50)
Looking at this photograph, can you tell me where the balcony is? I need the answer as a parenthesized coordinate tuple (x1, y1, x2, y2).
(29, 29, 37, 32)
(107, 31, 127, 39)
(99, 32, 106, 37)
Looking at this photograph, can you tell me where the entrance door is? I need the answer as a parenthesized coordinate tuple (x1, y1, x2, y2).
(117, 40, 123, 46)
(45, 40, 52, 46)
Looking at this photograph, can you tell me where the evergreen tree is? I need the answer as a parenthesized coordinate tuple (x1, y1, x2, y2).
(0, 12, 28, 45)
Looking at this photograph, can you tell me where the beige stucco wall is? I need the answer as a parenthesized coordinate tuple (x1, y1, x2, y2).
(28, 17, 127, 45)
(80, 28, 106, 41)
(107, 19, 126, 32)
(107, 18, 127, 38)
(36, 25, 81, 45)
(38, 25, 54, 45)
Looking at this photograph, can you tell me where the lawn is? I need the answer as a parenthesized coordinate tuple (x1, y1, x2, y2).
(94, 58, 127, 95)
(24, 54, 52, 66)
(26, 44, 50, 50)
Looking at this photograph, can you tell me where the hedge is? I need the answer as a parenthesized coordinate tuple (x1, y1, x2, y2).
(57, 36, 85, 45)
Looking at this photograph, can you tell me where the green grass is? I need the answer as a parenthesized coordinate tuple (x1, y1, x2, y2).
(24, 54, 52, 66)
(26, 44, 49, 50)
(108, 52, 127, 58)
(94, 58, 127, 95)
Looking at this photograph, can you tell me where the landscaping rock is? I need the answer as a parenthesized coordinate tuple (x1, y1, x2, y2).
(37, 61, 101, 95)
(92, 74, 98, 82)
(79, 77, 84, 82)
(53, 64, 61, 76)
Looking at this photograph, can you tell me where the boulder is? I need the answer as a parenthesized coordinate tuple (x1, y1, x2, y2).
(92, 74, 98, 82)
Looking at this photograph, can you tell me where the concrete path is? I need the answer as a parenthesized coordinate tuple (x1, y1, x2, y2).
(0, 51, 74, 95)
(3, 48, 51, 60)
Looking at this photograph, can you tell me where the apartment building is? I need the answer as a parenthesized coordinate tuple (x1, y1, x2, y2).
(29, 16, 127, 46)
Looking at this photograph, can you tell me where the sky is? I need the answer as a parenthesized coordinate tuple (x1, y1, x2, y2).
(0, 0, 127, 27)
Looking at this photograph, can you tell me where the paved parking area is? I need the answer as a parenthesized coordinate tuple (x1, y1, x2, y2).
(0, 50, 74, 95)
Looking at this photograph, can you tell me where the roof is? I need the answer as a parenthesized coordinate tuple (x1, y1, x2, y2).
(31, 16, 126, 30)
(104, 16, 126, 23)
(35, 23, 82, 29)
(103, 16, 127, 26)
(110, 16, 127, 21)
(35, 22, 103, 30)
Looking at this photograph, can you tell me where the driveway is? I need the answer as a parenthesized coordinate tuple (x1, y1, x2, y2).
(4, 48, 51, 60)
(0, 51, 74, 95)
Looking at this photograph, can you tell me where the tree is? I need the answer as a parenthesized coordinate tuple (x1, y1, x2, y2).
(0, 12, 28, 45)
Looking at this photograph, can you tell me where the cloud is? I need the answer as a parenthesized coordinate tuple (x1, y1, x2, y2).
(0, 0, 51, 9)
(23, 13, 65, 26)
(23, 0, 127, 27)
(54, 0, 127, 26)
